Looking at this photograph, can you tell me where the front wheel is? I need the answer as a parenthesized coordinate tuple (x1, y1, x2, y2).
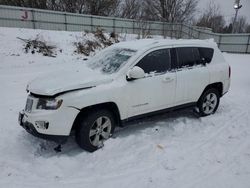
(75, 110, 115, 152)
(197, 88, 220, 117)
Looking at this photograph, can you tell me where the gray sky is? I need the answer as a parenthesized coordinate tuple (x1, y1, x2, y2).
(198, 0, 250, 23)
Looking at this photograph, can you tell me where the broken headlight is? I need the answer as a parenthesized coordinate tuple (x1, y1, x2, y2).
(36, 98, 63, 110)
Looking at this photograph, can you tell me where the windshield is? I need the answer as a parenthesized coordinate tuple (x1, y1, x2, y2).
(87, 48, 137, 74)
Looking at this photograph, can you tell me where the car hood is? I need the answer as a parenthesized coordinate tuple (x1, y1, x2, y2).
(27, 67, 112, 96)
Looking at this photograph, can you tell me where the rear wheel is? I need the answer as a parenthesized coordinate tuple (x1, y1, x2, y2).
(197, 88, 220, 117)
(75, 110, 115, 152)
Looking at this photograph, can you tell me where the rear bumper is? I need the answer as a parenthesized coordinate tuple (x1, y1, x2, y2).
(19, 111, 68, 144)
(223, 78, 230, 95)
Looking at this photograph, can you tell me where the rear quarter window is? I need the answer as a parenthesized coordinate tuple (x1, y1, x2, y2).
(176, 47, 201, 68)
(198, 47, 214, 63)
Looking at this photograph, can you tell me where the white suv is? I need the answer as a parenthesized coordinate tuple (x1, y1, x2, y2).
(19, 39, 230, 152)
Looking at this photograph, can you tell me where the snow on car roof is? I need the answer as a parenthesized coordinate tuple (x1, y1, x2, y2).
(113, 38, 217, 51)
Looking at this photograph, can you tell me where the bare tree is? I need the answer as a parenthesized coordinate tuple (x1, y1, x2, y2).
(83, 0, 119, 16)
(0, 0, 24, 7)
(0, 0, 48, 9)
(0, 0, 120, 16)
(46, 0, 58, 11)
(1, 0, 198, 22)
(222, 23, 233, 33)
(141, 0, 198, 23)
(76, 0, 86, 14)
(246, 25, 250, 33)
(119, 0, 141, 19)
(58, 0, 77, 13)
(28, 0, 47, 9)
(233, 16, 247, 33)
(136, 19, 152, 39)
(196, 1, 225, 33)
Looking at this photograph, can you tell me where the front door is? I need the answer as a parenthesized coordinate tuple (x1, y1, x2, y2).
(125, 48, 176, 118)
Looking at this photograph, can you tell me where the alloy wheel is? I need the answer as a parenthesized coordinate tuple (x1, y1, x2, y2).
(202, 93, 218, 115)
(89, 116, 112, 147)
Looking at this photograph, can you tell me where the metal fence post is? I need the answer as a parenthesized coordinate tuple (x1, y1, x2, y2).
(113, 18, 116, 33)
(246, 34, 250, 53)
(133, 20, 135, 34)
(178, 24, 181, 38)
(162, 22, 165, 38)
(180, 24, 183, 38)
(90, 16, 93, 32)
(191, 27, 195, 38)
(188, 26, 191, 39)
(64, 13, 67, 31)
(170, 24, 173, 39)
(218, 35, 222, 49)
(31, 9, 36, 29)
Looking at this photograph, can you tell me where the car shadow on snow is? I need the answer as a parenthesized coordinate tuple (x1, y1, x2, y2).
(20, 131, 84, 158)
(20, 108, 201, 157)
(114, 108, 200, 138)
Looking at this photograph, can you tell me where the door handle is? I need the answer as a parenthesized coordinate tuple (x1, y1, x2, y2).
(163, 77, 174, 83)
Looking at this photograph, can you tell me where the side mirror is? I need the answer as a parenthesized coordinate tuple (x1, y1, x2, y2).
(127, 66, 145, 80)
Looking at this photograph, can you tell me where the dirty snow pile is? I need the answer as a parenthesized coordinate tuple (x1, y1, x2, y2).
(0, 27, 250, 188)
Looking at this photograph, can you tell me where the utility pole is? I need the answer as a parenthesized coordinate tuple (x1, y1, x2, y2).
(232, 0, 242, 33)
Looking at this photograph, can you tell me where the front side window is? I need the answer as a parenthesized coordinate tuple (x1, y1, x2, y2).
(177, 47, 201, 68)
(136, 49, 171, 74)
(88, 48, 137, 74)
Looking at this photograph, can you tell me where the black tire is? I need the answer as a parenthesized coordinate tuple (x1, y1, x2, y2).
(75, 109, 115, 152)
(197, 88, 220, 117)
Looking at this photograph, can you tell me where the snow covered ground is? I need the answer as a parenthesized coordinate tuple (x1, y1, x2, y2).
(0, 27, 250, 188)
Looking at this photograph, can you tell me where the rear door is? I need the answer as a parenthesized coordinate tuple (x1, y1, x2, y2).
(174, 47, 210, 104)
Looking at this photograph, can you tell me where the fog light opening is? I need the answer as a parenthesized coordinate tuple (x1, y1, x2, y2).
(35, 121, 49, 130)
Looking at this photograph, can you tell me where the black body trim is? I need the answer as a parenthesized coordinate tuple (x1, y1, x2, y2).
(19, 120, 68, 144)
(122, 102, 196, 124)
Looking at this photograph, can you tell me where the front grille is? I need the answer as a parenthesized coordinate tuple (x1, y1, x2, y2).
(25, 97, 33, 112)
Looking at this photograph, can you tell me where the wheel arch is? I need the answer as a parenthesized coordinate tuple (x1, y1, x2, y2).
(71, 102, 122, 132)
(200, 82, 223, 100)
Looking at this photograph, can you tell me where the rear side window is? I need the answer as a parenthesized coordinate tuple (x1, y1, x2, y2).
(176, 47, 201, 68)
(198, 47, 214, 63)
(136, 49, 171, 74)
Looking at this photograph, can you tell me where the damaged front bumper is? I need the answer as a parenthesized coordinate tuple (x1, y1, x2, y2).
(18, 111, 68, 144)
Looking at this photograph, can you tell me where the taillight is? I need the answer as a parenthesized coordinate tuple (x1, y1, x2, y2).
(229, 66, 231, 78)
